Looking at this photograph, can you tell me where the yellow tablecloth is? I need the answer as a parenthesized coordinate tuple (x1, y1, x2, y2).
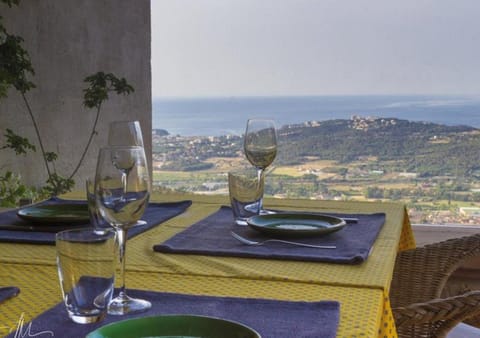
(0, 193, 415, 338)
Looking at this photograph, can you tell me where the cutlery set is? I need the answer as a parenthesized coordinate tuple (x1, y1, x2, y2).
(231, 215, 358, 249)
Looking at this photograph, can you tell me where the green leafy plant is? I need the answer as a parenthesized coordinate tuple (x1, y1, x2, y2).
(0, 0, 134, 198)
(1, 128, 35, 155)
(0, 2, 35, 98)
(0, 171, 40, 207)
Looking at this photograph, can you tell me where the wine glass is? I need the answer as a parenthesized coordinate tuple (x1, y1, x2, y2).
(94, 146, 151, 315)
(108, 120, 144, 147)
(108, 120, 147, 226)
(244, 119, 277, 213)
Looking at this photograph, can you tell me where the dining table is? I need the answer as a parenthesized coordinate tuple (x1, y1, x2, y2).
(0, 192, 416, 338)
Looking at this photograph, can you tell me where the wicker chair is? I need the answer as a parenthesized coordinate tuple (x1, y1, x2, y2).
(390, 233, 480, 338)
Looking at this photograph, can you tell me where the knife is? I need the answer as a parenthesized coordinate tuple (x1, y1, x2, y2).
(0, 224, 36, 232)
(0, 224, 74, 232)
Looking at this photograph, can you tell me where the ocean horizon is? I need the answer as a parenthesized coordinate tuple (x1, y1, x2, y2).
(152, 95, 480, 136)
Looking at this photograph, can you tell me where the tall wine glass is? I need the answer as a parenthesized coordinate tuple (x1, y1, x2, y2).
(244, 119, 277, 213)
(108, 120, 144, 147)
(95, 146, 151, 315)
(108, 120, 147, 226)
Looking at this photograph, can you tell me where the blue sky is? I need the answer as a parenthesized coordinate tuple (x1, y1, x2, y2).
(151, 0, 480, 98)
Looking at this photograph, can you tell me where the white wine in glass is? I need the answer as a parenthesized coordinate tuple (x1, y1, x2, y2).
(244, 119, 277, 213)
(95, 146, 151, 315)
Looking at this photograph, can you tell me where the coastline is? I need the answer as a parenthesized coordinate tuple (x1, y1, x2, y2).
(152, 95, 480, 136)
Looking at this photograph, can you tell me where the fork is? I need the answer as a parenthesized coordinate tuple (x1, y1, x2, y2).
(230, 231, 336, 249)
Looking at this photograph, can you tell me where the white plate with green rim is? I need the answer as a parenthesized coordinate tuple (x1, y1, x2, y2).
(17, 204, 89, 225)
(246, 213, 346, 237)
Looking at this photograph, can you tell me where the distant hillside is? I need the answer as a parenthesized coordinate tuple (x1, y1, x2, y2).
(276, 117, 480, 177)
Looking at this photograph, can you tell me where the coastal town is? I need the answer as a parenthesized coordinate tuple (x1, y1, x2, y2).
(151, 117, 480, 226)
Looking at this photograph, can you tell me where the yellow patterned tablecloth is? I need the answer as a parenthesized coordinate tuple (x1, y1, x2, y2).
(0, 193, 415, 338)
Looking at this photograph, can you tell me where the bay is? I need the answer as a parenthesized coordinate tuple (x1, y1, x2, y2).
(152, 95, 480, 136)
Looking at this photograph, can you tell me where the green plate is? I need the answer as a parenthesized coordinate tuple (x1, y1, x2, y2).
(246, 213, 346, 237)
(86, 314, 261, 338)
(17, 204, 89, 225)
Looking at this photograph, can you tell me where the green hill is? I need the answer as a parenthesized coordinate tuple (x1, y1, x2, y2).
(276, 117, 480, 178)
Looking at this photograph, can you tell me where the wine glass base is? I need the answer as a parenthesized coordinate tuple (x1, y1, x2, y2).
(108, 294, 151, 315)
(260, 209, 276, 215)
(113, 220, 147, 231)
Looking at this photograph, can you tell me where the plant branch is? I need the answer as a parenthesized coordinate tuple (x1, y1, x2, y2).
(20, 91, 52, 178)
(68, 102, 102, 180)
(66, 72, 134, 180)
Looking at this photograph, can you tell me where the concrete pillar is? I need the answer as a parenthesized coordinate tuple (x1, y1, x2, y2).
(0, 0, 152, 191)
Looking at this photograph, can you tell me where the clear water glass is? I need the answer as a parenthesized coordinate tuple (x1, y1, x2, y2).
(56, 228, 116, 324)
(228, 168, 264, 225)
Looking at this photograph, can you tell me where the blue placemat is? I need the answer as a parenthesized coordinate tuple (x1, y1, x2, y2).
(154, 206, 385, 264)
(0, 286, 19, 304)
(0, 197, 192, 245)
(5, 289, 339, 338)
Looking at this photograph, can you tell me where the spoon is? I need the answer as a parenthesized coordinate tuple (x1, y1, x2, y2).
(231, 231, 336, 249)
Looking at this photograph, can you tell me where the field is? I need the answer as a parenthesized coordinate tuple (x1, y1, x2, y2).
(153, 155, 480, 225)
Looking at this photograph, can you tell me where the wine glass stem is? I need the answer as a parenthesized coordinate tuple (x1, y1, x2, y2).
(121, 172, 128, 195)
(116, 227, 128, 298)
(256, 168, 264, 211)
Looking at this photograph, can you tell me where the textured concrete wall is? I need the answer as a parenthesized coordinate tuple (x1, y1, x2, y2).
(0, 0, 151, 190)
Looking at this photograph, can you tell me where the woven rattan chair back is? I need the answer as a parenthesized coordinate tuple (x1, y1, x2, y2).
(390, 234, 480, 337)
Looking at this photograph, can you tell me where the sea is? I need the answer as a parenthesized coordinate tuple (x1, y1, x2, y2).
(152, 95, 480, 136)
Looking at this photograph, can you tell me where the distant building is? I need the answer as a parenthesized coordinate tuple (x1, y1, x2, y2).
(399, 172, 418, 178)
(459, 207, 480, 217)
(370, 170, 384, 175)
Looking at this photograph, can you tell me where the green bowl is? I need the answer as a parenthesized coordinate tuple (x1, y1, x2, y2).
(86, 314, 261, 338)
